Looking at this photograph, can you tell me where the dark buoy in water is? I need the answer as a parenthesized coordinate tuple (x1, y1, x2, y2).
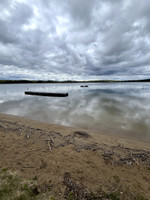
(80, 85, 88, 87)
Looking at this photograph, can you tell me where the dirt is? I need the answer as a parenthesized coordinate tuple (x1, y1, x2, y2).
(0, 113, 150, 199)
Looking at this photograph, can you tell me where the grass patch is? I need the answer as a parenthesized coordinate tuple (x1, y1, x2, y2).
(105, 193, 120, 200)
(0, 170, 149, 200)
(0, 169, 52, 200)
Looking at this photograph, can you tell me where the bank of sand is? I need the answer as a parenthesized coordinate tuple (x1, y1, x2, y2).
(0, 113, 150, 199)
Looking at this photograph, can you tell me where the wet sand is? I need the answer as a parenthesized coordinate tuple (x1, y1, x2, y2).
(0, 113, 150, 199)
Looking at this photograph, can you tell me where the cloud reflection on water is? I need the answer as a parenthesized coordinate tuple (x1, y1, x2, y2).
(0, 83, 150, 141)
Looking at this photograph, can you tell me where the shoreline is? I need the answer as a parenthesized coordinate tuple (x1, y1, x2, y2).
(0, 112, 150, 147)
(0, 113, 150, 199)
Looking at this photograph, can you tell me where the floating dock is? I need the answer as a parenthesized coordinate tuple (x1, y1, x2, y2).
(25, 91, 68, 97)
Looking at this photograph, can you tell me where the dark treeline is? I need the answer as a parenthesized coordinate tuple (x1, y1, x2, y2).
(0, 79, 150, 84)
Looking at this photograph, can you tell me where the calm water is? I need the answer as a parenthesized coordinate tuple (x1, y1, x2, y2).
(0, 82, 150, 141)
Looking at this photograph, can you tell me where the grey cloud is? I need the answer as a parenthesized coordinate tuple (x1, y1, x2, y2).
(69, 0, 94, 27)
(0, 2, 33, 44)
(0, 0, 150, 80)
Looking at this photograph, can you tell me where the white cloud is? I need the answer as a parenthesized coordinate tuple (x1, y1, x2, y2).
(0, 0, 150, 80)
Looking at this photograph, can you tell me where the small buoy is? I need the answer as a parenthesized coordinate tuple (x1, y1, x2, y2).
(80, 85, 88, 87)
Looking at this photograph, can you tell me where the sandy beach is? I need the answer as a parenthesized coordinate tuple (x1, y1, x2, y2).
(0, 113, 150, 199)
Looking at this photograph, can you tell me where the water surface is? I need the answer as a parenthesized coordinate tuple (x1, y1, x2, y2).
(0, 82, 150, 141)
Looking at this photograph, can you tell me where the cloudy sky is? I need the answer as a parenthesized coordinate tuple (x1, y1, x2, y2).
(0, 0, 150, 80)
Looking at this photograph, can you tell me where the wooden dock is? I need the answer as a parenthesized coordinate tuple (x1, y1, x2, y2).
(25, 91, 68, 97)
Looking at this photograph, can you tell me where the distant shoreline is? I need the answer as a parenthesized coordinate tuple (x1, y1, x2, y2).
(0, 79, 150, 84)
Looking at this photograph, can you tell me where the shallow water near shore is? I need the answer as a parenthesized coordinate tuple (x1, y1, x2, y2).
(0, 82, 150, 141)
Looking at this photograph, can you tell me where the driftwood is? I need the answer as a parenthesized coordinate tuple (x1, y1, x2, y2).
(73, 131, 91, 138)
(34, 133, 44, 143)
(1, 118, 150, 168)
(48, 141, 52, 152)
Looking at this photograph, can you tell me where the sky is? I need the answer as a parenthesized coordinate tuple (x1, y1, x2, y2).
(0, 0, 150, 80)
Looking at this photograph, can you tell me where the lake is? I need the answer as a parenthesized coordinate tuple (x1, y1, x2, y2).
(0, 82, 150, 141)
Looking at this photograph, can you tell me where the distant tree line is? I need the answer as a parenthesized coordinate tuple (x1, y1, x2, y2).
(0, 79, 150, 84)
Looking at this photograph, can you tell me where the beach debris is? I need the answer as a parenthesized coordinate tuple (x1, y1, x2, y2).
(75, 143, 99, 152)
(25, 133, 31, 139)
(64, 134, 75, 145)
(44, 137, 54, 152)
(34, 132, 44, 143)
(132, 151, 149, 162)
(114, 150, 150, 166)
(48, 131, 62, 139)
(102, 151, 114, 161)
(1, 118, 150, 169)
(63, 172, 88, 200)
(116, 144, 124, 148)
(63, 172, 120, 200)
(73, 131, 91, 138)
(48, 141, 52, 152)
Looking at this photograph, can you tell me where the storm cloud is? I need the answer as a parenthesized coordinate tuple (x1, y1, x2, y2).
(0, 0, 150, 80)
